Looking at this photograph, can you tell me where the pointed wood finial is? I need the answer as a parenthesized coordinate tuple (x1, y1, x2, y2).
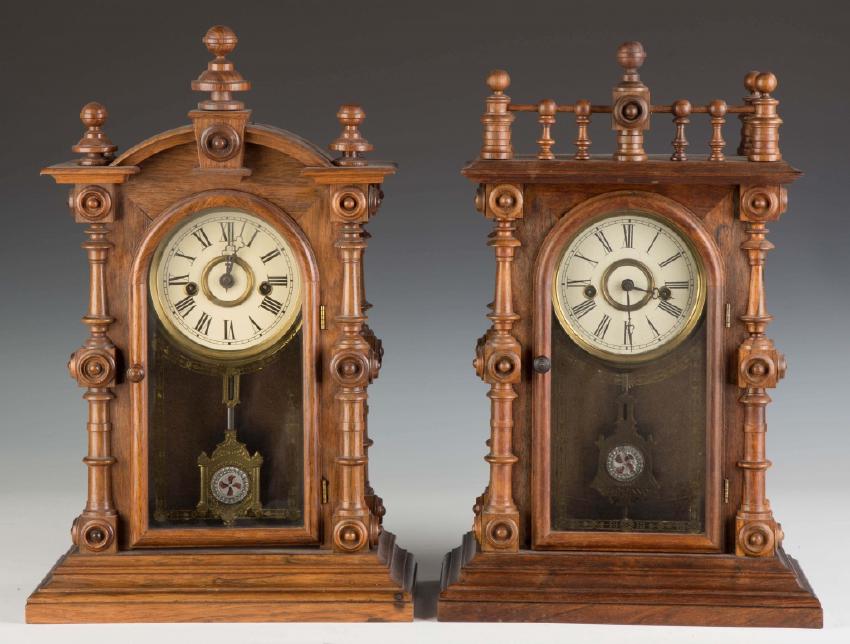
(71, 102, 117, 166)
(330, 104, 373, 166)
(191, 25, 251, 111)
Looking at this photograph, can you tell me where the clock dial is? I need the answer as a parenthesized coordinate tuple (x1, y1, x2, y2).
(553, 213, 705, 361)
(151, 208, 302, 361)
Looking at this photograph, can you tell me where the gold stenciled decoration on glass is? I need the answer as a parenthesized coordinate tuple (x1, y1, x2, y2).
(552, 210, 706, 364)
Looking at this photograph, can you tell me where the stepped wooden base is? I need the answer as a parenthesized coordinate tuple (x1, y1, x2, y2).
(27, 531, 415, 623)
(438, 532, 821, 628)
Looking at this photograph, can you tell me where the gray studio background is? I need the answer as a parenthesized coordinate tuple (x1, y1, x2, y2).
(1, 0, 849, 635)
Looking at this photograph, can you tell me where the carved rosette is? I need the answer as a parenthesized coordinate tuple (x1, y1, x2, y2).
(471, 183, 523, 552)
(734, 185, 787, 557)
(329, 183, 384, 552)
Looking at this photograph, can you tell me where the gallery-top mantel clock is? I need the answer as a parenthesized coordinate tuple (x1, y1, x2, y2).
(438, 41, 822, 628)
(27, 26, 414, 623)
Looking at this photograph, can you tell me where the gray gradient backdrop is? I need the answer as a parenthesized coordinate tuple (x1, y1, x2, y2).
(1, 1, 849, 641)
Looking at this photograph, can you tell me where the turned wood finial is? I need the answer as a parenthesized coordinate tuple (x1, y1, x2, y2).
(574, 99, 592, 160)
(536, 99, 557, 160)
(616, 41, 646, 81)
(748, 72, 782, 162)
(72, 102, 117, 166)
(670, 99, 691, 161)
(737, 70, 760, 156)
(191, 25, 251, 111)
(330, 104, 373, 166)
(708, 99, 728, 161)
(481, 70, 514, 160)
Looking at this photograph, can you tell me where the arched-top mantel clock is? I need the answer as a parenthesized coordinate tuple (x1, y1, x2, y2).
(438, 42, 822, 628)
(27, 26, 414, 623)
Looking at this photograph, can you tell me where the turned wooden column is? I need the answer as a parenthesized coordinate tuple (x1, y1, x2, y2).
(735, 185, 788, 557)
(326, 106, 383, 552)
(472, 183, 523, 552)
(66, 103, 120, 554)
(480, 70, 514, 160)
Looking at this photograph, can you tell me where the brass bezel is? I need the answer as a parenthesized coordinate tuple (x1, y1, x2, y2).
(552, 209, 706, 365)
(149, 207, 303, 368)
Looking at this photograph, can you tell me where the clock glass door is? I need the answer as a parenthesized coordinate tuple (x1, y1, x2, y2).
(534, 198, 722, 550)
(136, 200, 317, 540)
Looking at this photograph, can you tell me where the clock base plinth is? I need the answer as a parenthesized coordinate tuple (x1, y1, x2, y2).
(438, 532, 821, 628)
(26, 531, 415, 623)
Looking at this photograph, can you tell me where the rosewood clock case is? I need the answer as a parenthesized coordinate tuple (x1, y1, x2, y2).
(438, 42, 822, 628)
(26, 26, 414, 623)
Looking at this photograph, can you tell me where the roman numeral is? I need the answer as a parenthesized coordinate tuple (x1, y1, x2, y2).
(565, 278, 590, 287)
(223, 319, 235, 340)
(622, 223, 634, 249)
(174, 295, 196, 317)
(175, 250, 196, 263)
(571, 298, 596, 319)
(219, 221, 235, 243)
(665, 280, 689, 289)
(267, 275, 289, 286)
(192, 228, 212, 249)
(594, 229, 613, 254)
(260, 296, 283, 315)
(658, 300, 683, 317)
(574, 252, 598, 267)
(167, 274, 190, 286)
(194, 311, 212, 335)
(646, 315, 660, 337)
(646, 231, 660, 253)
(594, 314, 611, 339)
(249, 316, 262, 332)
(659, 252, 682, 267)
(624, 321, 634, 346)
(260, 249, 281, 264)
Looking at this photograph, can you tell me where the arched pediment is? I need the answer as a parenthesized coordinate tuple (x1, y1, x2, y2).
(112, 123, 333, 168)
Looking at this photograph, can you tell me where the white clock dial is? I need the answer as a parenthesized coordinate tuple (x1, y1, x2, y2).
(151, 207, 302, 360)
(553, 212, 705, 361)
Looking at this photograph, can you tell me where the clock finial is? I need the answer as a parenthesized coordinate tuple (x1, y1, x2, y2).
(72, 102, 117, 166)
(191, 25, 251, 111)
(616, 41, 646, 82)
(330, 104, 373, 166)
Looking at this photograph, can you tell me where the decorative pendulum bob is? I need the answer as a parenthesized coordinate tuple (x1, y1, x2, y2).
(196, 374, 264, 526)
(27, 25, 413, 623)
(590, 386, 659, 516)
(438, 41, 821, 628)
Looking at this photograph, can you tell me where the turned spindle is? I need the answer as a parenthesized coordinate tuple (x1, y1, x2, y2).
(330, 104, 373, 167)
(748, 72, 782, 162)
(574, 99, 591, 160)
(708, 99, 727, 161)
(72, 103, 117, 166)
(537, 99, 556, 160)
(670, 99, 691, 161)
(481, 70, 514, 160)
(737, 70, 760, 156)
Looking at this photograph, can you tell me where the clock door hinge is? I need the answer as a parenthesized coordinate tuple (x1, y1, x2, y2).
(320, 305, 326, 330)
(723, 478, 730, 504)
(321, 477, 329, 504)
(725, 303, 731, 328)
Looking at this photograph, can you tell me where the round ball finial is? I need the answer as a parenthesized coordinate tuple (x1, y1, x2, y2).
(203, 25, 238, 58)
(616, 41, 646, 71)
(744, 70, 760, 93)
(673, 99, 692, 118)
(80, 102, 108, 128)
(486, 69, 511, 93)
(538, 98, 557, 116)
(575, 99, 591, 117)
(337, 104, 366, 127)
(755, 72, 778, 95)
(709, 99, 728, 117)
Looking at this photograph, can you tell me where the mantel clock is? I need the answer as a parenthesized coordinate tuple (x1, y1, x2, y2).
(438, 42, 822, 628)
(27, 26, 414, 623)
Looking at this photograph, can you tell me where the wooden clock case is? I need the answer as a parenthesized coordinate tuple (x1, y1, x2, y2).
(26, 26, 414, 623)
(438, 42, 822, 628)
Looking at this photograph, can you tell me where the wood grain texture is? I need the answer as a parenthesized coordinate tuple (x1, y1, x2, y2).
(439, 532, 821, 627)
(27, 531, 414, 623)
